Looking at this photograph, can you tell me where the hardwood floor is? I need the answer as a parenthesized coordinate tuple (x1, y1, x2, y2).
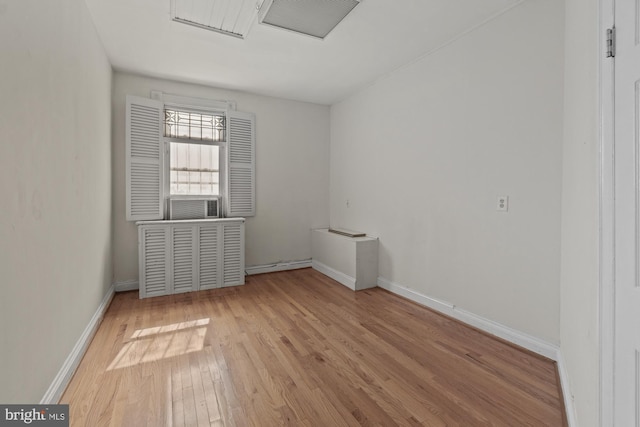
(61, 268, 566, 426)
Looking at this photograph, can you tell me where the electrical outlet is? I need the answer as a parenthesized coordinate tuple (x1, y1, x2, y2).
(497, 196, 509, 212)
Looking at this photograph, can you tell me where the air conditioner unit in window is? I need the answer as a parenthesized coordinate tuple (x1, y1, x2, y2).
(168, 197, 221, 220)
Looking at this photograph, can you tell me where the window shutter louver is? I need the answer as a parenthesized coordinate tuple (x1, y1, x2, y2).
(140, 227, 170, 298)
(126, 95, 164, 221)
(172, 226, 196, 294)
(222, 222, 244, 286)
(199, 226, 220, 290)
(226, 110, 255, 217)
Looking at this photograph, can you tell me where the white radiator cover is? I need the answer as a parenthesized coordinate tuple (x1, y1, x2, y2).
(311, 228, 378, 291)
(137, 218, 245, 298)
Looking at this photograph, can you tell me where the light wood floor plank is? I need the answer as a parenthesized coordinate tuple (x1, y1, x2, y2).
(61, 268, 566, 426)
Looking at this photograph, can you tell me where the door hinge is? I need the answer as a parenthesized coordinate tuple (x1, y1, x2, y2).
(607, 27, 616, 58)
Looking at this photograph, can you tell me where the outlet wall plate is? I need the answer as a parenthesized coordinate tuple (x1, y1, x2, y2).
(497, 196, 509, 212)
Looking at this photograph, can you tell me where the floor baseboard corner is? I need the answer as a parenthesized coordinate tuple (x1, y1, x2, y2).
(377, 275, 578, 422)
(555, 350, 578, 427)
(40, 284, 115, 404)
(115, 279, 139, 292)
(376, 276, 559, 360)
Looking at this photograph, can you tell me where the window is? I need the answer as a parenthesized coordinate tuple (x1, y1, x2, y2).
(126, 94, 256, 221)
(164, 109, 225, 141)
(169, 143, 220, 196)
(164, 108, 225, 196)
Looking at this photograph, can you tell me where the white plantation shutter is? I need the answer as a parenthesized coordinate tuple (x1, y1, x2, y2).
(126, 95, 164, 221)
(226, 110, 255, 217)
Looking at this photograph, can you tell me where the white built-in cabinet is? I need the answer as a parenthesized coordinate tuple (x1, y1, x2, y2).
(137, 218, 245, 298)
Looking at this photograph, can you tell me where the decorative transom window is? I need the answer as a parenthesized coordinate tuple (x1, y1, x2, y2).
(164, 109, 226, 142)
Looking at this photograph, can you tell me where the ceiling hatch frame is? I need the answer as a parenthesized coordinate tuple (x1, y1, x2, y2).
(257, 0, 362, 40)
(170, 0, 260, 39)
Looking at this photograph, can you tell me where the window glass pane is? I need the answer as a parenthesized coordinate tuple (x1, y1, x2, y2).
(170, 142, 219, 196)
(190, 125, 202, 140)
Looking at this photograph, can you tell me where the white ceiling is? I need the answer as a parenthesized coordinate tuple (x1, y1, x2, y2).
(85, 0, 522, 105)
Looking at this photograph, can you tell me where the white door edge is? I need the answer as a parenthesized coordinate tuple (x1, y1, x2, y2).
(599, 0, 615, 425)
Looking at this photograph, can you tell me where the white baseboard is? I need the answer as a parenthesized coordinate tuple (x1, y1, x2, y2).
(377, 276, 575, 426)
(376, 276, 559, 360)
(311, 260, 356, 290)
(555, 351, 577, 427)
(116, 261, 314, 288)
(115, 279, 139, 292)
(41, 284, 115, 404)
(246, 259, 312, 275)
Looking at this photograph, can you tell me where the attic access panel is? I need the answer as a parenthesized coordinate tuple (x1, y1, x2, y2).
(258, 0, 361, 39)
(171, 0, 259, 39)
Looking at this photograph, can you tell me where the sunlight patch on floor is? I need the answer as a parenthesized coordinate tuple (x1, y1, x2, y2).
(107, 318, 210, 370)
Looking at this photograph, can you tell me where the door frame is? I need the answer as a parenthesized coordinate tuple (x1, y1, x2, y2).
(599, 0, 615, 424)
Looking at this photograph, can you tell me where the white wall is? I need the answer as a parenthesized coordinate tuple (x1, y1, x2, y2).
(0, 0, 112, 402)
(112, 73, 330, 282)
(330, 0, 564, 343)
(560, 0, 600, 424)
